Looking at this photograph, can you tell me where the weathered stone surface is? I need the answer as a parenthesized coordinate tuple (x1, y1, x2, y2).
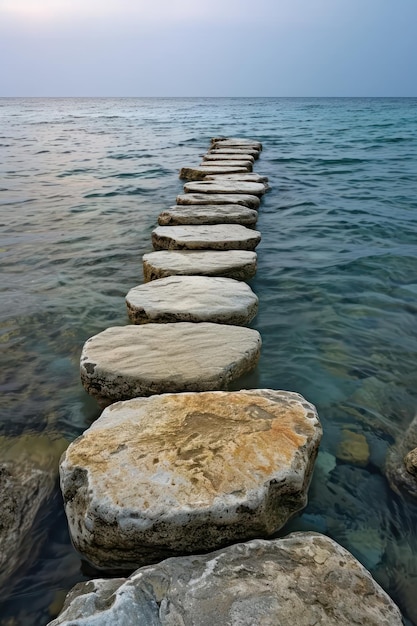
(199, 159, 253, 170)
(179, 165, 247, 181)
(158, 204, 258, 227)
(126, 275, 258, 325)
(205, 172, 268, 184)
(0, 434, 68, 595)
(59, 389, 320, 570)
(386, 414, 417, 499)
(211, 137, 263, 150)
(152, 225, 261, 251)
(203, 153, 255, 163)
(80, 323, 261, 406)
(176, 192, 260, 210)
(184, 180, 266, 197)
(143, 250, 257, 282)
(47, 532, 403, 626)
(209, 147, 260, 158)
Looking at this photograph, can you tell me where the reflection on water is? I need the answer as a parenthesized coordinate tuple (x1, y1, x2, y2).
(1, 97, 417, 625)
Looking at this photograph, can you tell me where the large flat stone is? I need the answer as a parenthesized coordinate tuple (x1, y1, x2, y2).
(143, 250, 257, 282)
(80, 323, 261, 406)
(152, 224, 261, 251)
(179, 166, 248, 181)
(202, 153, 255, 163)
(209, 147, 260, 158)
(126, 275, 258, 325)
(199, 159, 253, 170)
(184, 180, 266, 197)
(204, 172, 268, 184)
(211, 137, 263, 150)
(47, 533, 403, 626)
(176, 193, 260, 210)
(59, 389, 320, 569)
(158, 204, 258, 227)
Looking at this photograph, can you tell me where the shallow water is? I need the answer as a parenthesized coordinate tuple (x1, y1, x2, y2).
(1, 97, 417, 624)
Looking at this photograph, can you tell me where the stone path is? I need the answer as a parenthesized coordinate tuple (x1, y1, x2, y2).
(176, 192, 260, 209)
(183, 180, 266, 196)
(157, 204, 258, 227)
(152, 224, 261, 251)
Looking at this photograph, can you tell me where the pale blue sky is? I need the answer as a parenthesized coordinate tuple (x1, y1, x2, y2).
(0, 0, 416, 96)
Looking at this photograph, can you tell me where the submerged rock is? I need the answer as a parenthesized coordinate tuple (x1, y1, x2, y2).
(60, 389, 321, 570)
(386, 413, 417, 499)
(126, 275, 258, 325)
(336, 429, 370, 467)
(142, 250, 257, 282)
(80, 323, 262, 406)
(0, 434, 68, 595)
(157, 204, 258, 227)
(152, 224, 261, 252)
(47, 532, 402, 626)
(176, 192, 260, 209)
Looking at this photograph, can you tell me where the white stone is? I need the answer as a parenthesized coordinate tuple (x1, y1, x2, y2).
(202, 153, 255, 163)
(179, 166, 247, 181)
(152, 224, 261, 251)
(184, 180, 266, 197)
(204, 172, 268, 184)
(199, 159, 253, 170)
(126, 275, 258, 325)
(176, 193, 260, 210)
(80, 323, 262, 406)
(142, 250, 257, 282)
(211, 137, 263, 150)
(59, 389, 320, 570)
(158, 204, 258, 227)
(209, 147, 260, 158)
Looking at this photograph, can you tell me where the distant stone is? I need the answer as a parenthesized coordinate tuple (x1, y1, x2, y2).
(177, 193, 260, 210)
(211, 137, 263, 150)
(209, 147, 260, 158)
(204, 172, 268, 184)
(336, 429, 370, 467)
(47, 533, 403, 626)
(59, 389, 320, 570)
(143, 250, 257, 282)
(152, 224, 261, 251)
(126, 275, 258, 325)
(203, 153, 255, 163)
(80, 323, 262, 406)
(179, 166, 247, 181)
(199, 159, 253, 170)
(184, 180, 266, 197)
(386, 414, 417, 499)
(158, 204, 258, 227)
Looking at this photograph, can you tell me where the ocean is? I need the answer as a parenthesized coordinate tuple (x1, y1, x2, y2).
(1, 97, 417, 624)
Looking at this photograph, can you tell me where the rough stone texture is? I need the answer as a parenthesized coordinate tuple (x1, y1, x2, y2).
(205, 172, 268, 184)
(47, 532, 403, 626)
(184, 180, 266, 197)
(158, 204, 258, 227)
(211, 137, 263, 150)
(126, 275, 258, 325)
(202, 153, 255, 163)
(59, 389, 321, 570)
(386, 414, 417, 499)
(143, 250, 257, 282)
(209, 147, 260, 158)
(179, 166, 247, 181)
(0, 434, 68, 596)
(80, 323, 262, 406)
(199, 159, 253, 170)
(152, 225, 261, 251)
(176, 192, 260, 210)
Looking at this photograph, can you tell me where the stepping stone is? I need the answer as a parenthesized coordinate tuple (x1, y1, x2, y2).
(49, 533, 403, 625)
(205, 172, 269, 184)
(179, 166, 247, 181)
(211, 137, 262, 150)
(158, 204, 258, 227)
(199, 159, 253, 170)
(202, 153, 255, 163)
(209, 147, 260, 159)
(177, 193, 260, 210)
(152, 225, 261, 251)
(59, 389, 320, 569)
(184, 180, 266, 197)
(80, 323, 262, 406)
(143, 250, 257, 282)
(126, 276, 258, 325)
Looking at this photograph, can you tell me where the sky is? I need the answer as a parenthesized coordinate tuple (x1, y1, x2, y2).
(0, 0, 416, 97)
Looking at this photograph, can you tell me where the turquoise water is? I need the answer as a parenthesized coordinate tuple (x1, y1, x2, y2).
(1, 97, 417, 624)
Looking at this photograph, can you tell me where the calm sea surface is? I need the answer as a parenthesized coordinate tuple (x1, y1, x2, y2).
(1, 97, 417, 624)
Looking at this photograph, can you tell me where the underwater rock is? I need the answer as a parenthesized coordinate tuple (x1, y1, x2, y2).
(386, 414, 417, 499)
(142, 250, 257, 282)
(59, 390, 321, 570)
(126, 275, 258, 325)
(158, 204, 258, 227)
(336, 429, 370, 467)
(47, 532, 402, 626)
(80, 323, 262, 406)
(151, 224, 261, 252)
